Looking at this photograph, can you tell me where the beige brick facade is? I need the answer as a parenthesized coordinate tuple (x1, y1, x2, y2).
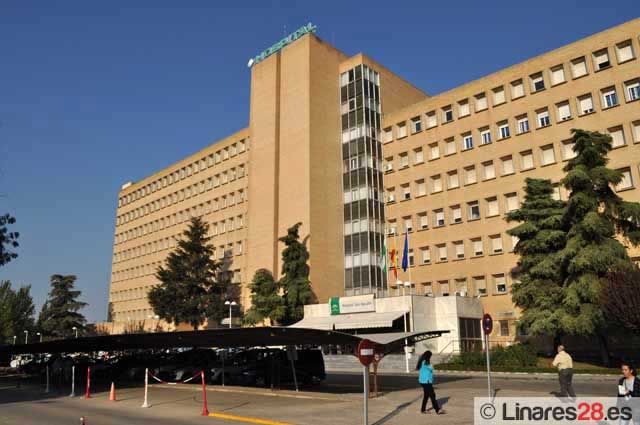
(107, 19, 640, 337)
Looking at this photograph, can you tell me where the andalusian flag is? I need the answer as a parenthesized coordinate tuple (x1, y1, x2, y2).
(380, 239, 388, 274)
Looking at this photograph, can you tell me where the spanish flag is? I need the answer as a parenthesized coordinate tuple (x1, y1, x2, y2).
(389, 248, 398, 279)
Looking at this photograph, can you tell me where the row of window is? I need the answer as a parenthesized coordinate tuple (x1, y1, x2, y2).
(385, 121, 640, 202)
(115, 189, 246, 245)
(392, 273, 511, 299)
(383, 36, 638, 141)
(117, 163, 247, 226)
(119, 139, 248, 207)
(385, 85, 640, 173)
(111, 308, 157, 323)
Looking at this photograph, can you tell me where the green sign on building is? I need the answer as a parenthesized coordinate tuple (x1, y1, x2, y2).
(329, 297, 341, 315)
(247, 22, 317, 68)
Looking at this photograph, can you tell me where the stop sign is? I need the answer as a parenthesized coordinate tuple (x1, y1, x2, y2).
(482, 313, 493, 335)
(357, 339, 377, 367)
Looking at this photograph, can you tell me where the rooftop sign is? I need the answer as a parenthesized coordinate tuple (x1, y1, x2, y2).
(247, 23, 317, 68)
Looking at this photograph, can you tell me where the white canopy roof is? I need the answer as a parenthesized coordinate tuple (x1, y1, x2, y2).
(290, 310, 408, 330)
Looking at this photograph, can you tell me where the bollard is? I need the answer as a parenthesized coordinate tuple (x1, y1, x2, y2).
(109, 382, 116, 402)
(80, 416, 86, 425)
(45, 365, 50, 393)
(69, 365, 76, 397)
(201, 370, 210, 416)
(141, 368, 150, 408)
(84, 366, 91, 399)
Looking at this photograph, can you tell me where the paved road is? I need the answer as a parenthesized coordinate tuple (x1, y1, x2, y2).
(0, 372, 618, 425)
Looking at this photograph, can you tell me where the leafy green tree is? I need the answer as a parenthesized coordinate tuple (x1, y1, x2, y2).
(559, 129, 640, 363)
(0, 214, 19, 267)
(244, 269, 285, 326)
(148, 217, 228, 330)
(506, 178, 567, 344)
(0, 281, 36, 343)
(38, 274, 87, 338)
(278, 223, 315, 325)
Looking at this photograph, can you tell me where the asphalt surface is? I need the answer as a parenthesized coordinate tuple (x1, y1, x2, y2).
(0, 372, 618, 425)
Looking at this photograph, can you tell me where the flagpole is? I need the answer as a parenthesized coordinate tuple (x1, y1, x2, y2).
(402, 229, 410, 373)
(393, 229, 400, 296)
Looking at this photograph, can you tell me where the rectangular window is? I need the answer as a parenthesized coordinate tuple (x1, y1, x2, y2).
(505, 193, 519, 211)
(399, 153, 409, 168)
(511, 79, 525, 99)
(493, 86, 506, 105)
(498, 122, 510, 139)
(440, 138, 454, 156)
(616, 40, 635, 63)
(502, 155, 514, 175)
(434, 209, 445, 227)
(540, 145, 556, 166)
(455, 279, 468, 296)
(550, 65, 566, 85)
(414, 148, 424, 164)
(419, 213, 429, 230)
(431, 175, 442, 193)
(458, 100, 470, 117)
(383, 127, 393, 143)
(557, 101, 572, 121)
(439, 281, 450, 296)
(426, 111, 437, 128)
(625, 79, 640, 102)
(571, 56, 588, 78)
(474, 276, 487, 295)
(602, 87, 619, 108)
(480, 128, 492, 145)
(463, 133, 474, 150)
(397, 122, 407, 138)
(404, 217, 413, 232)
(510, 235, 519, 251)
(475, 93, 487, 111)
(578, 94, 594, 115)
(633, 121, 640, 143)
(429, 142, 440, 160)
(472, 239, 484, 256)
(495, 274, 507, 293)
(402, 184, 411, 200)
(616, 168, 633, 191)
(499, 320, 510, 336)
(482, 161, 495, 180)
(420, 247, 431, 264)
(562, 140, 577, 160)
(448, 170, 460, 189)
(530, 72, 545, 92)
(437, 245, 447, 262)
(411, 116, 422, 133)
(487, 197, 499, 216)
(593, 48, 611, 70)
(465, 166, 477, 185)
(454, 241, 465, 259)
(537, 109, 550, 127)
(443, 106, 453, 123)
(608, 126, 626, 148)
(451, 205, 462, 224)
(468, 201, 480, 220)
(490, 235, 503, 253)
(416, 179, 426, 196)
(517, 115, 530, 134)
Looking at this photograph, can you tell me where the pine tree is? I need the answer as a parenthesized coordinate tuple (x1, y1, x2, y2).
(559, 129, 640, 363)
(0, 281, 35, 344)
(278, 223, 316, 325)
(148, 217, 228, 330)
(0, 214, 19, 267)
(38, 274, 87, 338)
(506, 178, 567, 342)
(244, 269, 285, 326)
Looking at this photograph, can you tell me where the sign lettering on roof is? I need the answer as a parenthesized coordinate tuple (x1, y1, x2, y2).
(247, 23, 317, 68)
(329, 294, 375, 315)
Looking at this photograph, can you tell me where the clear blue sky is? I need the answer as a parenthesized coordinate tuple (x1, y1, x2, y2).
(1, 1, 637, 323)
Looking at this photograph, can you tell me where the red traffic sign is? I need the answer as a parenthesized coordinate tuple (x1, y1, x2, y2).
(357, 339, 377, 367)
(482, 313, 493, 335)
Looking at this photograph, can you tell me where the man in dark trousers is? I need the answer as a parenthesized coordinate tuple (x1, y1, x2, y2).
(552, 345, 576, 399)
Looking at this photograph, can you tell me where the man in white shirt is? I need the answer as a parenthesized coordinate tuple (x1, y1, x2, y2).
(552, 345, 576, 399)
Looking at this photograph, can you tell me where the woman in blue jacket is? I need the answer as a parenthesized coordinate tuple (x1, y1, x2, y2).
(415, 350, 445, 414)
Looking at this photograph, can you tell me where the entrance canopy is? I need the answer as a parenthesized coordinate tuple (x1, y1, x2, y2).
(0, 327, 447, 356)
(290, 311, 408, 330)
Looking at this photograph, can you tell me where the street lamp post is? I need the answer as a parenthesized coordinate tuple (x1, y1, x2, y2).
(23, 330, 29, 345)
(12, 336, 16, 345)
(36, 332, 42, 343)
(72, 327, 78, 339)
(224, 301, 237, 329)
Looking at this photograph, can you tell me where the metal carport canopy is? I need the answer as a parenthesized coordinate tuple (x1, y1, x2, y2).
(0, 327, 448, 356)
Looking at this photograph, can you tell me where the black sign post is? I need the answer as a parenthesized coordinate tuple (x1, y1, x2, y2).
(482, 313, 493, 399)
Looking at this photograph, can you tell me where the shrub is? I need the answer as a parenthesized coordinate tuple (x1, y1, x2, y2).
(449, 343, 537, 368)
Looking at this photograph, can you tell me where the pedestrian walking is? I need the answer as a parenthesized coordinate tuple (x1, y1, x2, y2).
(415, 350, 445, 415)
(552, 345, 576, 399)
(617, 362, 640, 425)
